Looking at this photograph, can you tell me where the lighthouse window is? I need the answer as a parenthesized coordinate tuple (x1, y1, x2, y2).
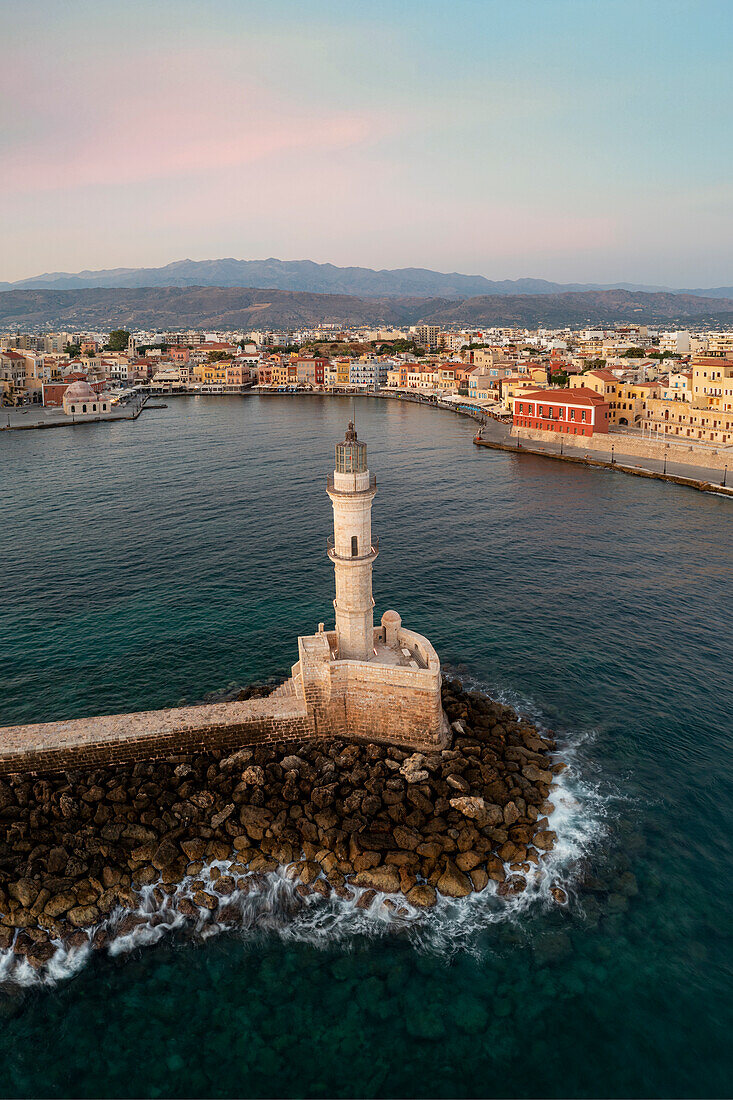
(351, 536, 358, 557)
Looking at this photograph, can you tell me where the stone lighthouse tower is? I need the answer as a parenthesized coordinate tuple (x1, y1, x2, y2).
(326, 422, 378, 661)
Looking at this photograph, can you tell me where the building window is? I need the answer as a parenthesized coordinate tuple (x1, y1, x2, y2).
(351, 535, 358, 557)
(82, 404, 87, 412)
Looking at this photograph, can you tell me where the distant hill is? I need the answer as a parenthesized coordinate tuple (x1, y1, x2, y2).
(3, 256, 731, 299)
(422, 290, 733, 327)
(2, 285, 733, 331)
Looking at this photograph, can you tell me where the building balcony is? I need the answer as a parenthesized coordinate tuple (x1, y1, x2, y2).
(327, 535, 379, 562)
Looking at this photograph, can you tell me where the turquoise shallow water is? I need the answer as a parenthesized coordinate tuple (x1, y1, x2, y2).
(0, 395, 732, 1098)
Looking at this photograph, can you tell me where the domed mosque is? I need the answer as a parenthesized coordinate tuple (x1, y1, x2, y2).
(62, 380, 109, 417)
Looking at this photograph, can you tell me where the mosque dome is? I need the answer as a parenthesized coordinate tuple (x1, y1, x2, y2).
(63, 380, 97, 402)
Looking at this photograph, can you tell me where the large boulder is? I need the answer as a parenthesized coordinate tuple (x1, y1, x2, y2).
(392, 826, 421, 851)
(406, 884, 437, 908)
(522, 764, 554, 786)
(449, 796, 503, 828)
(399, 754, 428, 784)
(351, 867, 401, 894)
(67, 905, 99, 927)
(436, 861, 473, 898)
(8, 879, 38, 909)
(533, 830, 557, 851)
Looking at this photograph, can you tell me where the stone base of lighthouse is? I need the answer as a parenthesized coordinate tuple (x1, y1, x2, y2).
(287, 609, 449, 751)
(0, 610, 448, 775)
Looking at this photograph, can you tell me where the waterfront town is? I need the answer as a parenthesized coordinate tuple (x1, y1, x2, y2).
(2, 321, 733, 451)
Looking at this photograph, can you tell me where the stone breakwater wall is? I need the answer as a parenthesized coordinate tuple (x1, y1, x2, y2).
(511, 424, 733, 470)
(0, 697, 316, 778)
(0, 682, 567, 972)
(0, 624, 447, 778)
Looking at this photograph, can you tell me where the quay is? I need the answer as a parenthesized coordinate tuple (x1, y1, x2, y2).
(473, 431, 733, 498)
(1, 393, 158, 431)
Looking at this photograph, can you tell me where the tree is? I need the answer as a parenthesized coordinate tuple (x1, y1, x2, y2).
(64, 343, 81, 359)
(621, 347, 646, 358)
(137, 343, 168, 355)
(105, 329, 130, 352)
(370, 339, 421, 355)
(207, 350, 233, 362)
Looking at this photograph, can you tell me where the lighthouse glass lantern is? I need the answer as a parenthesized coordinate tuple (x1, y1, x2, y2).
(335, 422, 367, 473)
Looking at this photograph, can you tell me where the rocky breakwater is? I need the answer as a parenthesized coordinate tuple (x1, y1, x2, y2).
(0, 681, 566, 975)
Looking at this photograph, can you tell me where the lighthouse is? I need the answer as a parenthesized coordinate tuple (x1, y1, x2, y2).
(326, 422, 378, 661)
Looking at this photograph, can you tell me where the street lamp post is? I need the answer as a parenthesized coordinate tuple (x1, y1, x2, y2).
(723, 465, 728, 488)
(663, 454, 667, 475)
(611, 445, 614, 465)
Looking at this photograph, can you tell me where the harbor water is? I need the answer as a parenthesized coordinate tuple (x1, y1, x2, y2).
(0, 395, 731, 1098)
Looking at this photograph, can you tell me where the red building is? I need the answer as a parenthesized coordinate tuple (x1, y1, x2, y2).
(513, 388, 610, 436)
(42, 377, 105, 407)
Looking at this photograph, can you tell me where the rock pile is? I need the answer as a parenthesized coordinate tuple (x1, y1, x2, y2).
(0, 680, 564, 968)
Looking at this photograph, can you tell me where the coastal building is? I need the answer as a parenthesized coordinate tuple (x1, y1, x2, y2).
(467, 367, 493, 402)
(642, 398, 733, 445)
(513, 387, 610, 436)
(414, 324, 440, 351)
(660, 371, 692, 402)
(335, 359, 351, 386)
(62, 380, 110, 416)
(691, 355, 733, 410)
(349, 358, 388, 389)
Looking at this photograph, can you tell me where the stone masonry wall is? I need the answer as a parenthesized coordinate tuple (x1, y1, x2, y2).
(325, 661, 445, 750)
(0, 627, 447, 776)
(0, 697, 316, 777)
(511, 425, 733, 469)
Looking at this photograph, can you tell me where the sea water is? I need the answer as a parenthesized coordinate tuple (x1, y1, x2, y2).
(0, 396, 731, 1098)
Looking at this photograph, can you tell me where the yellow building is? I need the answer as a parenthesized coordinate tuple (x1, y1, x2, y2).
(691, 355, 733, 411)
(335, 359, 351, 386)
(193, 364, 228, 385)
(644, 398, 733, 445)
(570, 370, 662, 426)
(502, 377, 544, 405)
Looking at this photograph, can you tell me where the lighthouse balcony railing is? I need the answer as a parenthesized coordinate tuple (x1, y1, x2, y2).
(327, 535, 379, 561)
(326, 473, 377, 494)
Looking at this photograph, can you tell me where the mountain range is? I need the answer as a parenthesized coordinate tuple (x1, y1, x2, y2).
(2, 257, 732, 300)
(2, 286, 733, 332)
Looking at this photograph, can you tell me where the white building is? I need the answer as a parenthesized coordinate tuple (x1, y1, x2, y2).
(349, 358, 388, 388)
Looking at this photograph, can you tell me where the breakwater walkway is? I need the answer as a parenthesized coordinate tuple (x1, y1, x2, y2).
(1, 394, 158, 431)
(0, 695, 314, 776)
(473, 429, 733, 498)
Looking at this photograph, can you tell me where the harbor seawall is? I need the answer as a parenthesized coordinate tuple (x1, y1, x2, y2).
(511, 424, 733, 471)
(0, 625, 447, 777)
(0, 696, 315, 777)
